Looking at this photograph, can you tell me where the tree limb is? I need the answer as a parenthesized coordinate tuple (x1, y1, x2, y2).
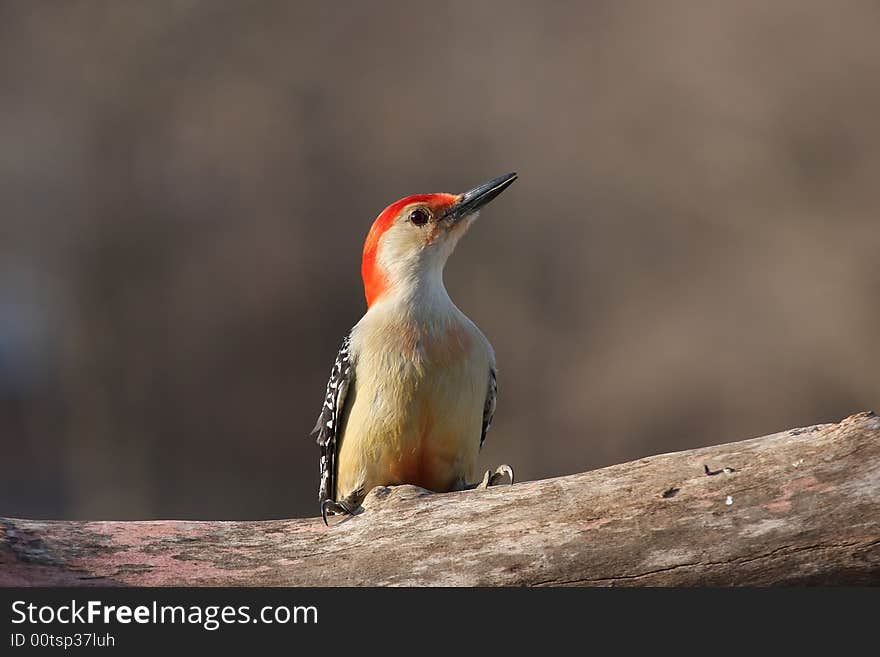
(2, 412, 878, 586)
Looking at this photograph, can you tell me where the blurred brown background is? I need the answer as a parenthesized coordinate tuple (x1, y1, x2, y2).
(1, 1, 878, 520)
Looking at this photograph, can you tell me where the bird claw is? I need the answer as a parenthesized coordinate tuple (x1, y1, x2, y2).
(479, 464, 515, 489)
(321, 499, 353, 526)
(320, 488, 364, 526)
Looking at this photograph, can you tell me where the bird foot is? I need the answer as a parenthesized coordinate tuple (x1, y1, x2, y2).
(321, 488, 364, 526)
(478, 464, 515, 489)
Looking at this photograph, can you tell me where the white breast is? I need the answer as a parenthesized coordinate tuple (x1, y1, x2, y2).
(335, 289, 494, 497)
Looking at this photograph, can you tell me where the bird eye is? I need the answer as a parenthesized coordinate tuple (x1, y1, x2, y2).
(408, 208, 430, 226)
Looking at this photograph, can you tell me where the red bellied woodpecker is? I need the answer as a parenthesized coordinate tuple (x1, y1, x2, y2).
(312, 172, 518, 524)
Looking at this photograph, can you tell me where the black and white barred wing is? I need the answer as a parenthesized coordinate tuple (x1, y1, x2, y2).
(480, 367, 497, 449)
(312, 334, 354, 506)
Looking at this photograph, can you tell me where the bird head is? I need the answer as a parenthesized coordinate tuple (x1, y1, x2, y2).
(361, 172, 517, 307)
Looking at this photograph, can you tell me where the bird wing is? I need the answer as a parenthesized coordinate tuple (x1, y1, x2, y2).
(480, 367, 497, 449)
(312, 334, 355, 506)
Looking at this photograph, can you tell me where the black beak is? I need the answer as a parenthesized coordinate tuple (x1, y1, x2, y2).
(445, 172, 518, 222)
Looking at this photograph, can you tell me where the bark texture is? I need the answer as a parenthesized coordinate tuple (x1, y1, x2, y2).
(2, 412, 878, 586)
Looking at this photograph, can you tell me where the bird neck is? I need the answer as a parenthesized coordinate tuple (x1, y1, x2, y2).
(370, 264, 458, 326)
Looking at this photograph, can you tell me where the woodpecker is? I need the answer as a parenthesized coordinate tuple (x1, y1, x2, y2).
(312, 172, 518, 524)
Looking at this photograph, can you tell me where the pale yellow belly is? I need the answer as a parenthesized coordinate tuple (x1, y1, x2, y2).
(335, 352, 488, 500)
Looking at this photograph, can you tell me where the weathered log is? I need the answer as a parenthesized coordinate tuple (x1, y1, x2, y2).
(2, 412, 878, 586)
